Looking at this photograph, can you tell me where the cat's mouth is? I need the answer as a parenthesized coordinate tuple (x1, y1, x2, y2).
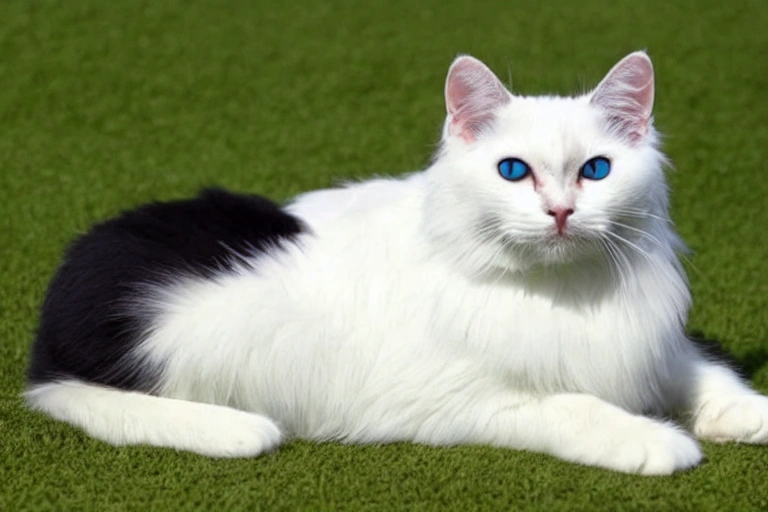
(548, 226, 576, 240)
(542, 230, 591, 256)
(476, 213, 597, 266)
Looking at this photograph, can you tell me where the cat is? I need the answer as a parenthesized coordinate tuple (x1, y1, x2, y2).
(25, 51, 768, 474)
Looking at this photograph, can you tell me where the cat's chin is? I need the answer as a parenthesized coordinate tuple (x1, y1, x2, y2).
(527, 233, 610, 271)
(534, 244, 597, 269)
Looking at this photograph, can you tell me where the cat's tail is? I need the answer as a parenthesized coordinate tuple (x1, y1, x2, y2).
(24, 379, 283, 457)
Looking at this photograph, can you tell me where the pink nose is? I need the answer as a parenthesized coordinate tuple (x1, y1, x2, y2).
(547, 207, 574, 235)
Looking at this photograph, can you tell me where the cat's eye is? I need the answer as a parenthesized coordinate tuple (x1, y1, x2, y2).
(498, 158, 531, 181)
(580, 157, 611, 180)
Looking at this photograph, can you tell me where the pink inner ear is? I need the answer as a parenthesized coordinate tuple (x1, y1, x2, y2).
(445, 56, 510, 141)
(590, 52, 655, 142)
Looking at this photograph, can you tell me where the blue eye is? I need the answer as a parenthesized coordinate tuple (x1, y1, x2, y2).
(498, 158, 531, 181)
(580, 156, 611, 180)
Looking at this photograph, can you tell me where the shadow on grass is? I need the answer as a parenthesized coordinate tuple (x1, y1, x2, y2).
(689, 330, 768, 380)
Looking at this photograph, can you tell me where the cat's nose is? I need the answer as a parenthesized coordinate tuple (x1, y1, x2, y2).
(546, 207, 574, 235)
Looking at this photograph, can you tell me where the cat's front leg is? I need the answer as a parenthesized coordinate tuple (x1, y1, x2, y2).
(684, 357, 768, 444)
(415, 392, 701, 475)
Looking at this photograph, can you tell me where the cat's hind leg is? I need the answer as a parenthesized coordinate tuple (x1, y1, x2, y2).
(25, 379, 283, 457)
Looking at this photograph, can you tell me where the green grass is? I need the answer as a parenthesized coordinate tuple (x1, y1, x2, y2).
(1, 0, 767, 509)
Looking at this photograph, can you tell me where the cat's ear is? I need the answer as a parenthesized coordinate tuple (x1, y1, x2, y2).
(444, 55, 510, 142)
(590, 51, 655, 143)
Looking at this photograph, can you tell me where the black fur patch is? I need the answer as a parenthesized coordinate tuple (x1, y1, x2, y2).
(27, 188, 305, 390)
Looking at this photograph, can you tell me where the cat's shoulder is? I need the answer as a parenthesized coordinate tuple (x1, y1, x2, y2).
(287, 174, 426, 230)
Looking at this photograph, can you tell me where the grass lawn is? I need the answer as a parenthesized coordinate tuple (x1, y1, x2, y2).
(2, 0, 767, 510)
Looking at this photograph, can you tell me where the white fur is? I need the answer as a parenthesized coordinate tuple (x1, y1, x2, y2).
(26, 380, 282, 457)
(26, 52, 768, 473)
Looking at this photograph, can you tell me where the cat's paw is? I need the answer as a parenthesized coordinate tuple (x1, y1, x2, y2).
(213, 412, 284, 458)
(600, 419, 702, 475)
(693, 394, 768, 444)
(176, 406, 284, 458)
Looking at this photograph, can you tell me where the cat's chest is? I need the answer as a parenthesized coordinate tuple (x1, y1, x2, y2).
(423, 271, 684, 412)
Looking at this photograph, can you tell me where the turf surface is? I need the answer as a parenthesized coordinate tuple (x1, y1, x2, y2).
(1, 0, 767, 509)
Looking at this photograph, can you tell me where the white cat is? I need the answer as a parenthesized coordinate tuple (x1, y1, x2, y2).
(26, 51, 768, 474)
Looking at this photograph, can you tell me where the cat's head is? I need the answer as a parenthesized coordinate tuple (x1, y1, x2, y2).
(425, 51, 675, 276)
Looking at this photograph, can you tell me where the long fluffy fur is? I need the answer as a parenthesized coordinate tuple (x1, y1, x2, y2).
(25, 52, 768, 474)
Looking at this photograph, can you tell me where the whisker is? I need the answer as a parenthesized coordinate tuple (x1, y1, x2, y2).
(603, 230, 653, 264)
(598, 234, 631, 291)
(605, 209, 702, 277)
(608, 220, 665, 249)
(607, 206, 671, 224)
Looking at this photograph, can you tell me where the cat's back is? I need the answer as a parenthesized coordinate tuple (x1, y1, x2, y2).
(28, 188, 306, 390)
(287, 173, 426, 232)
